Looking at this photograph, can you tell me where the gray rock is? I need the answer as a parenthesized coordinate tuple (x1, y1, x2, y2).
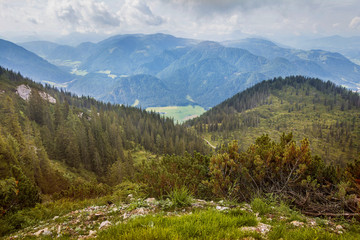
(145, 198, 156, 204)
(99, 220, 111, 229)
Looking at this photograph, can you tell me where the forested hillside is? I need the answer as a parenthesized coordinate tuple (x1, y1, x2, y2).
(0, 66, 208, 214)
(188, 76, 360, 165)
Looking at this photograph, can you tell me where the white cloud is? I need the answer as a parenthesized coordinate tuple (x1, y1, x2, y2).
(349, 16, 360, 29)
(119, 0, 164, 26)
(47, 0, 121, 33)
(1, 0, 360, 43)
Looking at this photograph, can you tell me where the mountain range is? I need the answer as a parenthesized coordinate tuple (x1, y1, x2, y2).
(0, 33, 358, 109)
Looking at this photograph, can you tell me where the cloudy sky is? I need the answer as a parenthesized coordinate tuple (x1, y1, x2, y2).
(1, 0, 360, 44)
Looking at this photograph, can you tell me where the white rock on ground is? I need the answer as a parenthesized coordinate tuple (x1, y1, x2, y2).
(99, 220, 111, 229)
(16, 85, 31, 101)
(216, 206, 229, 211)
(291, 220, 304, 227)
(16, 84, 56, 103)
(145, 198, 156, 204)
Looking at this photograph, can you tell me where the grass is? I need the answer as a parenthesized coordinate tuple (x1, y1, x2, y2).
(0, 197, 109, 236)
(146, 105, 206, 123)
(168, 187, 193, 208)
(3, 195, 360, 239)
(98, 209, 260, 240)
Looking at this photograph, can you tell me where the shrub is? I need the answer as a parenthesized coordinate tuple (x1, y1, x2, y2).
(168, 187, 193, 208)
(111, 181, 147, 204)
(136, 152, 210, 199)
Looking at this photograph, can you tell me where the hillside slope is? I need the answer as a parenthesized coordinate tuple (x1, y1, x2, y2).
(188, 76, 360, 165)
(0, 39, 73, 83)
(0, 66, 208, 214)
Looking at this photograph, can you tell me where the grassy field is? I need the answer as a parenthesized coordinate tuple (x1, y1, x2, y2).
(146, 105, 206, 123)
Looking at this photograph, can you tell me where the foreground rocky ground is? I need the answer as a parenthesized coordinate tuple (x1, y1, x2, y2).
(5, 197, 355, 239)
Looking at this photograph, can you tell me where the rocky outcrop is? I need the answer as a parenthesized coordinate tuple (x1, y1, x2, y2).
(16, 84, 56, 103)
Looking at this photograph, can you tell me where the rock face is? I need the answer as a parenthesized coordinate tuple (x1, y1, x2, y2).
(16, 84, 31, 101)
(16, 84, 56, 103)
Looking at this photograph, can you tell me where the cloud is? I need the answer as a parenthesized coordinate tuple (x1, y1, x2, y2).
(28, 17, 40, 25)
(120, 0, 164, 26)
(349, 16, 360, 29)
(48, 0, 121, 32)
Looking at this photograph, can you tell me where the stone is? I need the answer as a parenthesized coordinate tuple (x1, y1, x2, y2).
(34, 228, 51, 237)
(336, 225, 343, 230)
(43, 229, 52, 236)
(34, 230, 43, 237)
(145, 198, 156, 204)
(291, 221, 304, 227)
(240, 223, 271, 235)
(257, 223, 271, 234)
(99, 220, 111, 229)
(308, 219, 317, 226)
(216, 206, 229, 211)
(240, 226, 258, 232)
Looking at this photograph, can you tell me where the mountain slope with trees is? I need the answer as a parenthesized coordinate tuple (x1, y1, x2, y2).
(0, 66, 208, 215)
(188, 76, 360, 165)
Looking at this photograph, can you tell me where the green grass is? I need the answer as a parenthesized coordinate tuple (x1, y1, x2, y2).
(168, 187, 193, 208)
(146, 105, 206, 123)
(268, 222, 360, 240)
(0, 197, 109, 236)
(98, 208, 259, 240)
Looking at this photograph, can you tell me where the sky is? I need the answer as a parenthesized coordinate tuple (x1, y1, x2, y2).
(0, 0, 360, 44)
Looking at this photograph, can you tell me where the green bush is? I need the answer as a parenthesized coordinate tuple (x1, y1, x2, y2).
(168, 187, 193, 208)
(136, 152, 210, 199)
(251, 198, 273, 215)
(111, 181, 147, 204)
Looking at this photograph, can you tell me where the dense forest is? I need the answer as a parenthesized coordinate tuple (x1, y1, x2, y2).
(0, 67, 208, 214)
(188, 76, 360, 165)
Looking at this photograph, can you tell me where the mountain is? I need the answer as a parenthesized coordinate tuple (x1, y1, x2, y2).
(223, 38, 360, 90)
(19, 34, 360, 109)
(188, 76, 360, 165)
(67, 73, 191, 108)
(79, 33, 198, 74)
(289, 35, 360, 64)
(0, 39, 73, 83)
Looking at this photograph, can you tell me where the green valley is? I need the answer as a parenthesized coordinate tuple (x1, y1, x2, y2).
(146, 105, 206, 123)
